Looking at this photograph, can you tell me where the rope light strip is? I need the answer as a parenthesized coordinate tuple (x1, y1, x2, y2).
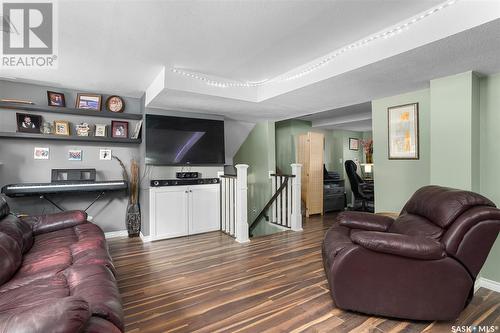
(172, 0, 458, 88)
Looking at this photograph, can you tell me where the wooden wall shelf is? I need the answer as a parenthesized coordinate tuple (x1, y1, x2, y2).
(0, 131, 142, 144)
(0, 102, 143, 120)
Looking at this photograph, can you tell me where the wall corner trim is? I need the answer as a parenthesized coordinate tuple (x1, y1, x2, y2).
(474, 276, 500, 293)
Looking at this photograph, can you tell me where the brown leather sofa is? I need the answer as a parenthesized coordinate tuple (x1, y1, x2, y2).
(0, 197, 123, 332)
(322, 185, 500, 321)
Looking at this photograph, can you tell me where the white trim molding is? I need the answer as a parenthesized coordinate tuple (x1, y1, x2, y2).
(474, 277, 500, 293)
(104, 230, 129, 239)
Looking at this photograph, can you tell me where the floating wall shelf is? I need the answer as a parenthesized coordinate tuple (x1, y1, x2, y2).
(0, 131, 142, 144)
(0, 102, 143, 120)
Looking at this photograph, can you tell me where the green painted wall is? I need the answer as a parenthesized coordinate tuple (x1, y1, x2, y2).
(275, 119, 311, 174)
(430, 71, 480, 191)
(233, 121, 276, 226)
(479, 73, 500, 283)
(372, 72, 499, 284)
(372, 89, 431, 212)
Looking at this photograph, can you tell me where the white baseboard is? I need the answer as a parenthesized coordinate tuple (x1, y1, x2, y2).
(475, 277, 500, 293)
(104, 230, 128, 239)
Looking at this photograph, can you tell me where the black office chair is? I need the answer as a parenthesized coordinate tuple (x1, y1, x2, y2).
(344, 160, 374, 212)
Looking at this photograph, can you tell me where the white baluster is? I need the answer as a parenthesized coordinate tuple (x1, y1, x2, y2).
(287, 176, 292, 228)
(235, 164, 249, 243)
(291, 164, 303, 231)
(270, 172, 276, 223)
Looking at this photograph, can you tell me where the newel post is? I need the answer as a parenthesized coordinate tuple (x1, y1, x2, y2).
(235, 164, 249, 243)
(291, 163, 303, 231)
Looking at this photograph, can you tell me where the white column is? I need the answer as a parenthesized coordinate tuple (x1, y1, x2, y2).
(291, 163, 303, 231)
(235, 164, 249, 243)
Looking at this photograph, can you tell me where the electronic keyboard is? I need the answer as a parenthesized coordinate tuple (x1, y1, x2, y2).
(1, 180, 128, 197)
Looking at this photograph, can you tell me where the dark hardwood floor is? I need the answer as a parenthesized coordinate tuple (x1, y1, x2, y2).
(108, 214, 500, 333)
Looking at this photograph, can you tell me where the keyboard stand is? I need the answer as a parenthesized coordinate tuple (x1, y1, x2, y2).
(41, 190, 107, 212)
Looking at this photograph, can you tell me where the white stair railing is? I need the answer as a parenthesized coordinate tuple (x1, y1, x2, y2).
(219, 164, 249, 243)
(268, 163, 302, 231)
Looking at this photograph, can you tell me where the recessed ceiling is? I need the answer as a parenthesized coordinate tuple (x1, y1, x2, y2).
(1, 1, 499, 124)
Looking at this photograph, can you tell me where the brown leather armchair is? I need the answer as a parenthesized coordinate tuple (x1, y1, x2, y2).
(322, 185, 500, 321)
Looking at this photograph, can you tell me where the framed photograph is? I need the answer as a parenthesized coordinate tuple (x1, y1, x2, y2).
(17, 113, 42, 133)
(76, 93, 102, 111)
(47, 91, 66, 107)
(388, 103, 419, 160)
(349, 138, 359, 151)
(111, 121, 128, 138)
(54, 120, 70, 136)
(34, 147, 49, 160)
(95, 124, 107, 137)
(99, 148, 112, 161)
(68, 149, 82, 161)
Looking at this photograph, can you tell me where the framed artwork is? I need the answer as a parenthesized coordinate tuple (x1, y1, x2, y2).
(388, 103, 419, 160)
(34, 147, 49, 160)
(99, 148, 112, 160)
(47, 91, 66, 107)
(95, 124, 107, 137)
(17, 113, 42, 133)
(76, 93, 102, 111)
(349, 138, 359, 151)
(54, 120, 70, 136)
(68, 149, 82, 161)
(111, 121, 128, 138)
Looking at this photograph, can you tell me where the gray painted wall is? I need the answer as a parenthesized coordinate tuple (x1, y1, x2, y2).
(0, 80, 142, 232)
(0, 80, 254, 235)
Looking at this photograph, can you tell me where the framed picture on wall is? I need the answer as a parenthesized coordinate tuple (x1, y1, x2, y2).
(349, 138, 359, 150)
(388, 103, 419, 159)
(76, 93, 102, 111)
(16, 113, 42, 133)
(111, 121, 128, 138)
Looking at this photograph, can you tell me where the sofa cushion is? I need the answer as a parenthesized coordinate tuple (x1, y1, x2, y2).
(0, 196, 9, 220)
(390, 213, 444, 241)
(0, 214, 33, 253)
(16, 247, 72, 278)
(0, 233, 22, 285)
(402, 185, 495, 228)
(0, 275, 69, 313)
(0, 296, 90, 333)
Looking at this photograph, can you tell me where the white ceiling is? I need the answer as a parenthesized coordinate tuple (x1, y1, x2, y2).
(1, 0, 500, 125)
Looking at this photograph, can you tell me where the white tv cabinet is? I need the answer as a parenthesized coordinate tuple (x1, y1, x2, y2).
(149, 184, 220, 240)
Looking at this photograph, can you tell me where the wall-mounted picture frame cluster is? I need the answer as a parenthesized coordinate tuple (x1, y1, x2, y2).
(45, 91, 125, 113)
(15, 113, 139, 139)
(388, 103, 419, 160)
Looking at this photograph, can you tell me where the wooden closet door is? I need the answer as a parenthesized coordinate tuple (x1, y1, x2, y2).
(307, 132, 324, 215)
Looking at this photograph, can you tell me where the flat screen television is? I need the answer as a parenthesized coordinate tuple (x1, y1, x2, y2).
(145, 114, 225, 165)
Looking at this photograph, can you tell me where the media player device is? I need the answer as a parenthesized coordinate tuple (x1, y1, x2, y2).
(150, 178, 219, 187)
(176, 172, 199, 179)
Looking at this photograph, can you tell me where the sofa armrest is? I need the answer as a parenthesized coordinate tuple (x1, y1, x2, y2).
(338, 211, 394, 232)
(350, 231, 446, 260)
(22, 210, 88, 235)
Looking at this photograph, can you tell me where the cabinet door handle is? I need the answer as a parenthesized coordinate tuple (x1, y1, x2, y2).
(189, 190, 192, 192)
(185, 191, 188, 193)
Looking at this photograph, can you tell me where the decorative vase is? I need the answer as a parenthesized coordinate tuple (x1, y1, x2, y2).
(126, 202, 141, 237)
(366, 154, 373, 164)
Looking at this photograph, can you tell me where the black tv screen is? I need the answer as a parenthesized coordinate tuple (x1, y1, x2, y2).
(145, 115, 225, 165)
